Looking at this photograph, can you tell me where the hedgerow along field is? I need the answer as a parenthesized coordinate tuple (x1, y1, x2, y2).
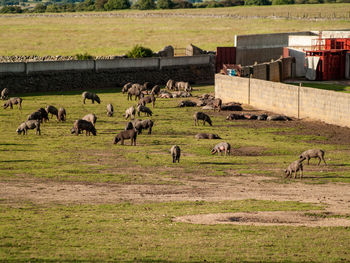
(1, 85, 350, 261)
(0, 4, 350, 56)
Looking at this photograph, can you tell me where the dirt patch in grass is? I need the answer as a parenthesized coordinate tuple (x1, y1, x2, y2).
(173, 211, 350, 227)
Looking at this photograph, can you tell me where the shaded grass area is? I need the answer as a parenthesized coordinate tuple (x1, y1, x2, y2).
(1, 85, 350, 184)
(3, 200, 350, 263)
(0, 4, 350, 56)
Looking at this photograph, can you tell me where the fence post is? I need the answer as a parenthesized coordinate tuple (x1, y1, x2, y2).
(248, 74, 252, 104)
(298, 83, 301, 119)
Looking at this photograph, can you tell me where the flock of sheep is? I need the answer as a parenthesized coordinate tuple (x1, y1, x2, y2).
(1, 81, 327, 177)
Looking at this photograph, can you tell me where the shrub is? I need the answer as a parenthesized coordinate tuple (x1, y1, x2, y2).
(33, 3, 47, 12)
(126, 45, 154, 58)
(132, 0, 155, 9)
(157, 0, 173, 9)
(95, 0, 108, 10)
(172, 0, 193, 8)
(244, 0, 270, 5)
(272, 0, 294, 4)
(0, 5, 23, 13)
(219, 0, 244, 6)
(76, 53, 94, 60)
(104, 0, 130, 9)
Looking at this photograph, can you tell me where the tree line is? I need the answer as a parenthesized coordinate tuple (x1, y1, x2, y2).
(0, 0, 348, 14)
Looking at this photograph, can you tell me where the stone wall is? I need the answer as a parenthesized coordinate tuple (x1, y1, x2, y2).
(0, 56, 214, 93)
(215, 74, 350, 128)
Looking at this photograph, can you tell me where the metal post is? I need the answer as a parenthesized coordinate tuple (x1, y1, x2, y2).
(298, 83, 301, 119)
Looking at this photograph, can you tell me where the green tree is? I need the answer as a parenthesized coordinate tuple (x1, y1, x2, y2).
(75, 0, 95, 11)
(172, 0, 192, 8)
(104, 0, 130, 10)
(272, 0, 294, 4)
(95, 0, 107, 10)
(157, 0, 173, 9)
(33, 3, 46, 12)
(244, 0, 270, 5)
(132, 0, 155, 9)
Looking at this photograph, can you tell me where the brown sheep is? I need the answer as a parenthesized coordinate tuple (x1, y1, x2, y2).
(285, 160, 304, 179)
(299, 149, 326, 166)
(195, 133, 221, 139)
(3, 97, 22, 110)
(122, 82, 133, 94)
(113, 129, 137, 145)
(1, 88, 9, 100)
(170, 145, 181, 163)
(213, 98, 222, 112)
(107, 104, 114, 117)
(211, 142, 231, 156)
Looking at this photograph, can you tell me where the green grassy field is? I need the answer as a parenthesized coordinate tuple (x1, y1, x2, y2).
(0, 4, 350, 56)
(1, 86, 350, 261)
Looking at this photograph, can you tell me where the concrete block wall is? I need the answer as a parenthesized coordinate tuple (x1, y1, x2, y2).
(269, 61, 281, 82)
(215, 74, 350, 128)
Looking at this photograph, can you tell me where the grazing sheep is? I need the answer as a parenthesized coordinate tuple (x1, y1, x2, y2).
(82, 91, 100, 104)
(58, 107, 66, 122)
(82, 113, 97, 127)
(113, 129, 137, 145)
(170, 145, 181, 163)
(285, 160, 304, 179)
(72, 119, 96, 136)
(138, 94, 156, 108)
(134, 119, 154, 134)
(178, 100, 197, 107)
(127, 84, 142, 101)
(124, 106, 136, 120)
(213, 98, 222, 112)
(137, 105, 152, 117)
(226, 114, 246, 120)
(299, 149, 326, 166)
(166, 79, 175, 90)
(195, 133, 221, 139)
(151, 85, 161, 96)
(107, 104, 114, 117)
(3, 97, 22, 110)
(175, 81, 192, 92)
(45, 105, 59, 120)
(194, 112, 212, 126)
(124, 119, 142, 130)
(122, 82, 133, 94)
(267, 115, 291, 121)
(211, 142, 231, 156)
(16, 120, 40, 135)
(1, 88, 9, 100)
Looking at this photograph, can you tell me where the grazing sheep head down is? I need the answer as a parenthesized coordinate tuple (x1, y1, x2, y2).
(211, 148, 217, 155)
(95, 96, 101, 104)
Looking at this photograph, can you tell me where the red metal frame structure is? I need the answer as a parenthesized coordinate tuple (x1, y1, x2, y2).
(306, 35, 350, 80)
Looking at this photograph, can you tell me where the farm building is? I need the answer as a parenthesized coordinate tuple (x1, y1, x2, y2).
(217, 30, 350, 81)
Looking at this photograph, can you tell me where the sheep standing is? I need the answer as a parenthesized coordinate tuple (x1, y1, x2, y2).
(211, 142, 231, 156)
(82, 91, 100, 104)
(107, 104, 114, 117)
(124, 106, 136, 120)
(1, 88, 9, 100)
(58, 107, 66, 122)
(194, 112, 212, 126)
(3, 97, 22, 110)
(134, 119, 154, 134)
(213, 98, 222, 112)
(82, 113, 97, 127)
(170, 145, 181, 163)
(175, 81, 192, 92)
(285, 160, 304, 179)
(45, 105, 59, 120)
(138, 94, 156, 108)
(16, 120, 41, 135)
(166, 79, 175, 90)
(151, 85, 160, 96)
(299, 149, 326, 165)
(113, 129, 137, 145)
(27, 110, 46, 123)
